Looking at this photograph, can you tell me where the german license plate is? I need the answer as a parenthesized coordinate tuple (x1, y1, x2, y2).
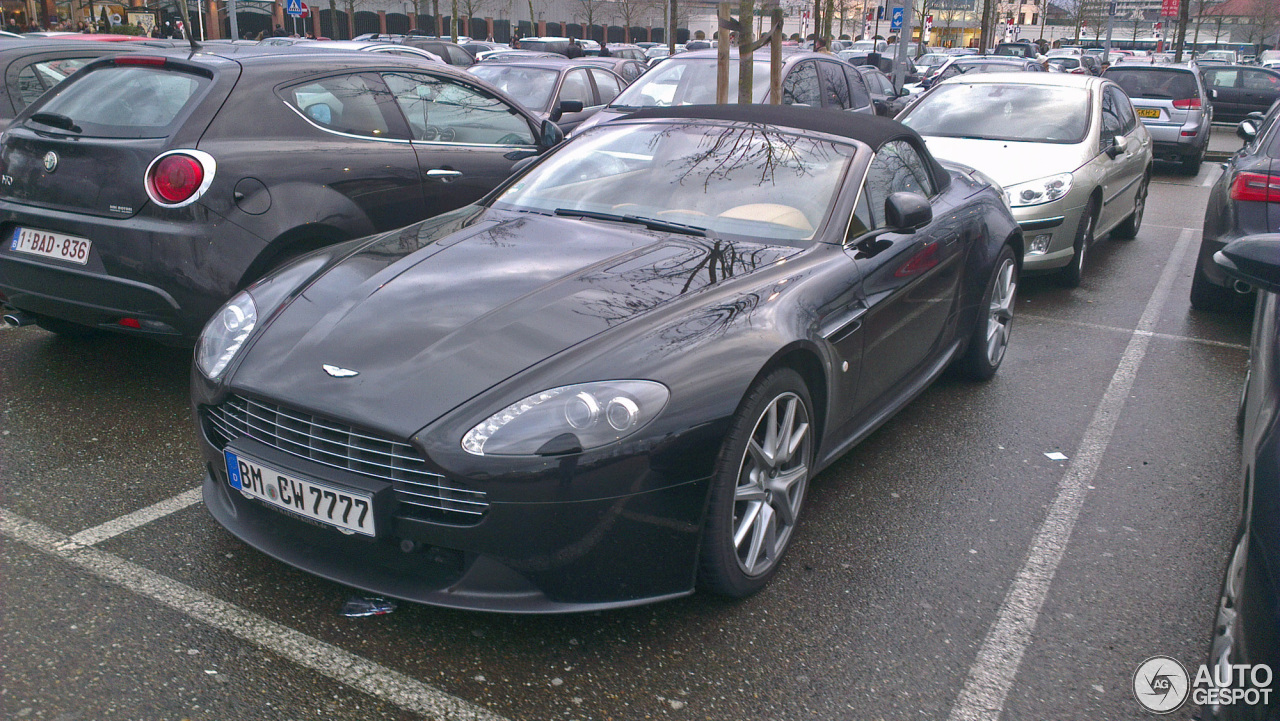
(224, 451, 375, 536)
(1136, 107, 1161, 119)
(9, 227, 91, 265)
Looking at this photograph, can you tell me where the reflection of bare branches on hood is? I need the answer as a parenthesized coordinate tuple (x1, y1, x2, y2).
(656, 122, 839, 193)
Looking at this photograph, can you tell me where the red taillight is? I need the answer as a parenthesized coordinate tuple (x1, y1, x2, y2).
(1172, 97, 1201, 109)
(114, 56, 166, 66)
(148, 154, 204, 204)
(1230, 172, 1280, 203)
(118, 317, 141, 329)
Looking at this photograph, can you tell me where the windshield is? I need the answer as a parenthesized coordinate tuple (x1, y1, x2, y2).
(901, 83, 1090, 144)
(492, 122, 855, 242)
(850, 41, 878, 52)
(609, 58, 773, 109)
(917, 53, 948, 67)
(961, 61, 1027, 73)
(468, 65, 559, 110)
(1047, 57, 1080, 69)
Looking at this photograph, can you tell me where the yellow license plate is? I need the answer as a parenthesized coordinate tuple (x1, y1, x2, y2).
(1136, 108, 1161, 118)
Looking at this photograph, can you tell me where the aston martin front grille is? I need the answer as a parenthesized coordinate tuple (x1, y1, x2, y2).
(203, 395, 487, 524)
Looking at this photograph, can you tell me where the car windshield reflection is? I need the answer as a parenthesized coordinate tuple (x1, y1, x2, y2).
(491, 122, 854, 242)
(901, 83, 1090, 144)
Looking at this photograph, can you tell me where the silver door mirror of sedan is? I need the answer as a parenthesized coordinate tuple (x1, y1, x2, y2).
(1238, 119, 1259, 141)
(1106, 135, 1129, 159)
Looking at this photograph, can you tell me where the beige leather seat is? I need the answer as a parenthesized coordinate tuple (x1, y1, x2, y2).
(718, 203, 813, 233)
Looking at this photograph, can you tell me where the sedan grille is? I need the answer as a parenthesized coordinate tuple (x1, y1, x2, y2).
(203, 395, 487, 524)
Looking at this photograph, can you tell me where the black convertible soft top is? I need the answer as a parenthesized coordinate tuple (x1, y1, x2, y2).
(619, 103, 951, 191)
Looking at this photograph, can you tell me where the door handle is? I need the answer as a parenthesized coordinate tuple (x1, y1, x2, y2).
(426, 169, 463, 181)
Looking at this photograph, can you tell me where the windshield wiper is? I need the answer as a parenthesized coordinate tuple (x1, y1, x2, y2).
(30, 112, 81, 133)
(553, 208, 707, 236)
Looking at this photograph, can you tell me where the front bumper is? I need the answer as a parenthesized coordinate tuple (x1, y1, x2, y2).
(195, 401, 714, 613)
(1014, 201, 1089, 273)
(0, 200, 264, 342)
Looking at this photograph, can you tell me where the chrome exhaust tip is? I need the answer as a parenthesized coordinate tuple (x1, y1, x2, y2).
(2, 311, 34, 327)
(1234, 280, 1253, 294)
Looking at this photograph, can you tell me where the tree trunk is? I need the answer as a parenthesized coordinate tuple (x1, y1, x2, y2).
(822, 0, 833, 41)
(738, 0, 754, 104)
(450, 0, 457, 39)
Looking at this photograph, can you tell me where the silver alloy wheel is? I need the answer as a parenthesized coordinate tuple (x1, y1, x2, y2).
(731, 391, 811, 577)
(986, 257, 1017, 366)
(1077, 213, 1092, 271)
(1132, 178, 1147, 229)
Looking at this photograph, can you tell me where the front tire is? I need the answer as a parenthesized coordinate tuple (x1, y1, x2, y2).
(1112, 173, 1148, 239)
(957, 244, 1018, 380)
(699, 368, 814, 598)
(1058, 199, 1097, 288)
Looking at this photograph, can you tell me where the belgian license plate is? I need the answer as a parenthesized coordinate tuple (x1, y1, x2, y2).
(224, 451, 375, 536)
(9, 227, 91, 265)
(1136, 107, 1161, 119)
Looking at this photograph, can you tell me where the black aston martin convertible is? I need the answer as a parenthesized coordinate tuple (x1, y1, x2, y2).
(191, 105, 1023, 613)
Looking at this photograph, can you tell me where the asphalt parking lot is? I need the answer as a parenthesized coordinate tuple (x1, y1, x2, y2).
(0, 159, 1258, 720)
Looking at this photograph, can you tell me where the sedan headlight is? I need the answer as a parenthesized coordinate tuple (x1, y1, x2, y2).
(1004, 172, 1073, 207)
(462, 380, 669, 456)
(195, 290, 257, 380)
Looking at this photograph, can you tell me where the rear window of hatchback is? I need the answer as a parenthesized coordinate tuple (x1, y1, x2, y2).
(28, 63, 211, 138)
(1106, 68, 1199, 101)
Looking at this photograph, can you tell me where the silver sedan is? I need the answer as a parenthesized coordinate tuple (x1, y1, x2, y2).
(898, 73, 1153, 286)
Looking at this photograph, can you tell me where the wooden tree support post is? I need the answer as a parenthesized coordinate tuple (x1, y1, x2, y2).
(770, 7, 782, 104)
(717, 3, 731, 104)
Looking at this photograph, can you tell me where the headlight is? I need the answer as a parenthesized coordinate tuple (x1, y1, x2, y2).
(195, 290, 257, 380)
(1004, 172, 1073, 207)
(461, 380, 669, 456)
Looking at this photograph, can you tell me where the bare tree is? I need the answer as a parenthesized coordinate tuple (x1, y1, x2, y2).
(458, 0, 489, 36)
(611, 0, 656, 41)
(580, 0, 606, 37)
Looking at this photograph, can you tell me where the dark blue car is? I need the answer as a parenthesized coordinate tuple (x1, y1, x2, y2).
(1207, 235, 1280, 720)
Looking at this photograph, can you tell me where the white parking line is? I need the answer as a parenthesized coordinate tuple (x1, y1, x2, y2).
(67, 487, 203, 548)
(1020, 314, 1248, 351)
(0, 507, 509, 721)
(1201, 163, 1224, 188)
(947, 227, 1195, 721)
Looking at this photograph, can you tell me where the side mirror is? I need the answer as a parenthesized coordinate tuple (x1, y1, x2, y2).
(1214, 234, 1280, 293)
(1238, 119, 1259, 140)
(539, 118, 564, 148)
(1106, 135, 1128, 159)
(885, 191, 932, 232)
(550, 99, 585, 121)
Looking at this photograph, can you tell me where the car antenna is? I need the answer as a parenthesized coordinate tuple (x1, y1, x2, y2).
(172, 0, 201, 53)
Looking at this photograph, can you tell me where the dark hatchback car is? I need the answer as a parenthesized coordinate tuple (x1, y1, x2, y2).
(1202, 64, 1280, 123)
(855, 65, 911, 116)
(1192, 101, 1280, 311)
(192, 105, 1022, 613)
(1206, 235, 1280, 719)
(467, 59, 625, 132)
(0, 40, 149, 130)
(572, 56, 649, 84)
(0, 48, 562, 342)
(398, 38, 476, 66)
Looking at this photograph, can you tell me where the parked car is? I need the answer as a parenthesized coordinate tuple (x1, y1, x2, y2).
(396, 37, 476, 65)
(856, 65, 911, 116)
(1105, 63, 1212, 174)
(473, 49, 563, 63)
(848, 38, 888, 53)
(0, 49, 563, 343)
(571, 55, 649, 84)
(1191, 102, 1280, 311)
(0, 40, 145, 131)
(919, 56, 1047, 89)
(468, 59, 625, 132)
(461, 40, 508, 57)
(575, 49, 874, 134)
(192, 104, 1022, 613)
(1205, 234, 1280, 721)
(1046, 55, 1089, 74)
(1201, 64, 1280, 123)
(994, 40, 1040, 58)
(901, 73, 1153, 286)
(1201, 49, 1239, 63)
(295, 40, 443, 63)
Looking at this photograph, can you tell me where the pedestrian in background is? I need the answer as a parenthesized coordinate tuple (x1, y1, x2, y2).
(566, 38, 584, 58)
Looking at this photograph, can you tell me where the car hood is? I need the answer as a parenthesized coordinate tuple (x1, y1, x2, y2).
(918, 136, 1090, 186)
(230, 211, 798, 437)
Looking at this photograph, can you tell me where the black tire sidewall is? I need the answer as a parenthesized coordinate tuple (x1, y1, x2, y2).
(959, 244, 1019, 381)
(698, 367, 814, 598)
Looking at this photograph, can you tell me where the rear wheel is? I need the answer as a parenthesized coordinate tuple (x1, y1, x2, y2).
(699, 368, 814, 598)
(1058, 199, 1097, 288)
(1189, 261, 1240, 312)
(957, 244, 1018, 380)
(1112, 173, 1148, 239)
(1181, 148, 1203, 176)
